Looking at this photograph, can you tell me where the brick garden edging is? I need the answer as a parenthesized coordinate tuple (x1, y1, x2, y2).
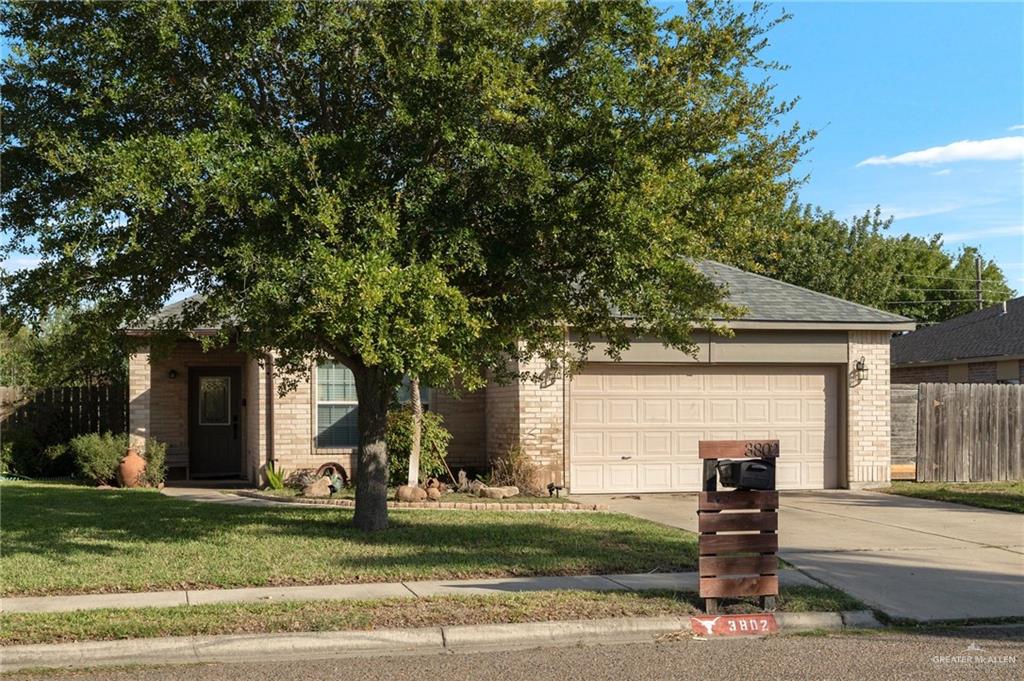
(233, 490, 607, 512)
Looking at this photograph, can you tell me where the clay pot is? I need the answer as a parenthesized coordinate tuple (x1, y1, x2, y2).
(118, 447, 147, 488)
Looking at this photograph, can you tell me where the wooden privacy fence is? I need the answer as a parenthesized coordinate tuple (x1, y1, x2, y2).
(916, 383, 1023, 482)
(1, 384, 128, 438)
(890, 385, 918, 479)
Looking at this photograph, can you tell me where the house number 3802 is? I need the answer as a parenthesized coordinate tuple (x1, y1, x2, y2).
(728, 618, 771, 632)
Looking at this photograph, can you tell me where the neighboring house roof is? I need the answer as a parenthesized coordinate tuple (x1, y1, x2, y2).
(131, 260, 913, 333)
(891, 297, 1024, 366)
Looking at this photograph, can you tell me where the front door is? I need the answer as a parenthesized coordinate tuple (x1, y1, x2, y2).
(188, 367, 242, 478)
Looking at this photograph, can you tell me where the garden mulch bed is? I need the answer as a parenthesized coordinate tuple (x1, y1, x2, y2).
(236, 489, 607, 511)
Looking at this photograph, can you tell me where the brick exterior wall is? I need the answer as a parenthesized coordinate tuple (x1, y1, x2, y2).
(967, 362, 997, 383)
(847, 330, 892, 487)
(128, 347, 151, 451)
(484, 361, 521, 463)
(515, 356, 565, 486)
(432, 386, 487, 470)
(891, 364, 949, 384)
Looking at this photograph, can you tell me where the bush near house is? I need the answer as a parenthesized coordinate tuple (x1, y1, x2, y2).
(68, 433, 168, 486)
(386, 406, 451, 486)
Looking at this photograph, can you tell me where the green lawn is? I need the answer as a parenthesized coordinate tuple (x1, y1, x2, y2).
(0, 587, 864, 646)
(881, 481, 1024, 513)
(0, 482, 696, 596)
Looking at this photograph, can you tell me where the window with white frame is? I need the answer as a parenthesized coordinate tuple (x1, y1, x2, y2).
(316, 362, 359, 448)
(315, 363, 432, 449)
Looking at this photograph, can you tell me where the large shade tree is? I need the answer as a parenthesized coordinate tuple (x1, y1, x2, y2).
(2, 0, 807, 530)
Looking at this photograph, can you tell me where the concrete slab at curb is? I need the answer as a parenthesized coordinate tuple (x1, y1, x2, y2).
(187, 582, 412, 606)
(404, 575, 626, 597)
(442, 617, 690, 651)
(775, 611, 844, 630)
(1, 590, 189, 614)
(841, 610, 883, 628)
(0, 611, 884, 672)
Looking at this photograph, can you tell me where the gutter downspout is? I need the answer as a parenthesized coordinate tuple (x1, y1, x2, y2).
(265, 354, 275, 468)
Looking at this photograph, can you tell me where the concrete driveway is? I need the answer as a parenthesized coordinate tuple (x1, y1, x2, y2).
(576, 490, 1024, 622)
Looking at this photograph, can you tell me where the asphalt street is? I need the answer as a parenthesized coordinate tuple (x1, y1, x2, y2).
(7, 626, 1022, 681)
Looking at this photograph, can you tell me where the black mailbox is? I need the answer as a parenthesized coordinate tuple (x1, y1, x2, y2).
(716, 459, 775, 491)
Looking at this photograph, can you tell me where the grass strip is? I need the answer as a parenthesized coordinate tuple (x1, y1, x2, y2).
(0, 587, 864, 646)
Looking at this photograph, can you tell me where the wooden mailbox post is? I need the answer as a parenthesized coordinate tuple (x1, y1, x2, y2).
(697, 439, 780, 615)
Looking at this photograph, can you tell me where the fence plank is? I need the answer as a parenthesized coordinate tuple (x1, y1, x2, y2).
(913, 382, 1023, 483)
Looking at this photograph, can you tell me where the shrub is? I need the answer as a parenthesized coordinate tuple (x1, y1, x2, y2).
(0, 441, 13, 475)
(386, 406, 451, 486)
(1, 427, 76, 478)
(490, 444, 544, 496)
(265, 461, 286, 490)
(143, 439, 167, 486)
(70, 432, 127, 484)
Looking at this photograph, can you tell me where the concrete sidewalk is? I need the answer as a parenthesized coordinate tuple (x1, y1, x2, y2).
(0, 571, 821, 615)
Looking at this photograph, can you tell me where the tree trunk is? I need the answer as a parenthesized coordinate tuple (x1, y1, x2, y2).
(407, 375, 422, 487)
(351, 363, 395, 532)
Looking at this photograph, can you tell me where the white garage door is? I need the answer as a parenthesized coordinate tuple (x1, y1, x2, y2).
(569, 365, 839, 493)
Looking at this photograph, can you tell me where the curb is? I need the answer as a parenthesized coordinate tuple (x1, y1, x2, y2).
(232, 490, 607, 512)
(0, 611, 880, 672)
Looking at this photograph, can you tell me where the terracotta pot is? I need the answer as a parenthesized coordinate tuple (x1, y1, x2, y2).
(118, 447, 147, 488)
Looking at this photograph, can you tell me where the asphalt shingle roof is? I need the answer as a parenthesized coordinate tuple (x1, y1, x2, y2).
(140, 260, 910, 330)
(891, 297, 1024, 366)
(694, 260, 911, 324)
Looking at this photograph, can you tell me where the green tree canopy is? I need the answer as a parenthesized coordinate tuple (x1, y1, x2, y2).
(3, 0, 807, 529)
(730, 202, 1015, 324)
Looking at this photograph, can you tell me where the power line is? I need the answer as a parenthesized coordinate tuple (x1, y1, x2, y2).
(882, 299, 1000, 305)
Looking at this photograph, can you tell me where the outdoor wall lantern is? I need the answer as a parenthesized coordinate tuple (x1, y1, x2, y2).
(167, 369, 178, 380)
(854, 357, 868, 382)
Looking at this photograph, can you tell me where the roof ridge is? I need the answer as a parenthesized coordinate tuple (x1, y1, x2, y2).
(699, 259, 913, 323)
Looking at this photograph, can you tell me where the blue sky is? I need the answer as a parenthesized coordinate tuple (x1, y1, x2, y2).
(693, 1, 1024, 289)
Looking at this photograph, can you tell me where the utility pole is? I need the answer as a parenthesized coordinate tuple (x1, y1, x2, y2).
(975, 255, 983, 311)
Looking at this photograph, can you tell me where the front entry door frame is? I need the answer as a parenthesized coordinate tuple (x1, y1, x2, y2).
(188, 366, 243, 479)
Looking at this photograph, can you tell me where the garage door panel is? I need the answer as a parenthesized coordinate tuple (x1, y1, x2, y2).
(741, 399, 771, 423)
(607, 432, 638, 457)
(642, 399, 672, 424)
(607, 399, 638, 424)
(775, 461, 803, 487)
(674, 463, 704, 489)
(571, 365, 839, 493)
(641, 464, 673, 490)
(573, 432, 603, 458)
(572, 399, 603, 424)
(708, 400, 738, 424)
(607, 465, 638, 491)
(571, 465, 604, 493)
(772, 399, 802, 423)
(642, 432, 672, 457)
(642, 374, 672, 392)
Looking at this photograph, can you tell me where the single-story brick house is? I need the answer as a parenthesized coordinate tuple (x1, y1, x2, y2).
(891, 297, 1023, 385)
(126, 261, 913, 493)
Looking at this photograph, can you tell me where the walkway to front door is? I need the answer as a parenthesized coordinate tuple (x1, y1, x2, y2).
(577, 490, 1024, 621)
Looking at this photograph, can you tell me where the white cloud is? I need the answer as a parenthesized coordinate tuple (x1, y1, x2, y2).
(1010, 124, 1024, 131)
(858, 136, 1024, 166)
(941, 224, 1024, 243)
(930, 168, 952, 176)
(1, 255, 42, 272)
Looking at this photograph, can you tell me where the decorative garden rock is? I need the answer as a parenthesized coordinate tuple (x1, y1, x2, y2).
(302, 476, 332, 497)
(118, 447, 146, 488)
(477, 485, 519, 499)
(396, 485, 428, 502)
